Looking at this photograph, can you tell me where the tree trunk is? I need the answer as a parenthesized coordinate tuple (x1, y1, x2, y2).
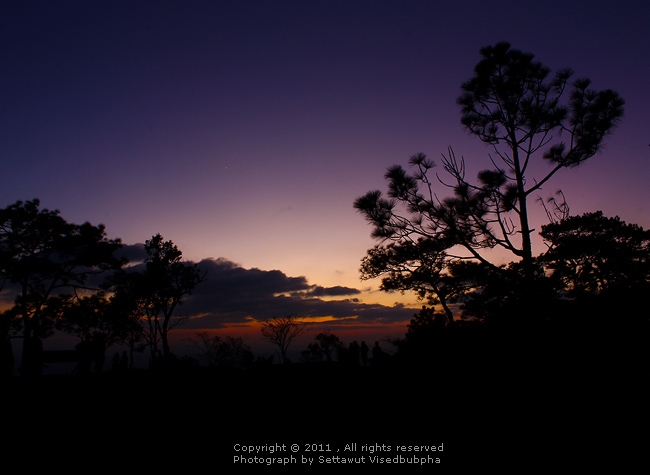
(161, 314, 171, 359)
(440, 297, 455, 327)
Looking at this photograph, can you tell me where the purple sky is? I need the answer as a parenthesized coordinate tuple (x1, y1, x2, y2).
(2, 1, 649, 355)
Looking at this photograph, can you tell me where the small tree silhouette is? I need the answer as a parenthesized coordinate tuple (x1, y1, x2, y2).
(187, 331, 254, 368)
(260, 315, 308, 364)
(140, 234, 207, 361)
(314, 331, 341, 362)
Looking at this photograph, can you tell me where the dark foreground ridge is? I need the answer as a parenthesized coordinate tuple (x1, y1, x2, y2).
(7, 325, 647, 471)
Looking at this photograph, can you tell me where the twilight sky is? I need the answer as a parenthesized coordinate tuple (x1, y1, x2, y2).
(2, 0, 649, 356)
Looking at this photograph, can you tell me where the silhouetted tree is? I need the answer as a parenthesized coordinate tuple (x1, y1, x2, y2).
(260, 315, 308, 364)
(394, 305, 492, 366)
(1, 312, 15, 377)
(188, 331, 222, 366)
(455, 42, 624, 272)
(336, 340, 364, 366)
(55, 290, 143, 368)
(314, 331, 341, 362)
(216, 336, 254, 369)
(354, 42, 624, 320)
(0, 199, 123, 375)
(539, 211, 650, 297)
(392, 306, 446, 364)
(456, 259, 555, 326)
(359, 239, 475, 326)
(300, 342, 323, 363)
(138, 234, 206, 362)
(188, 331, 254, 368)
(407, 306, 448, 337)
(100, 269, 148, 367)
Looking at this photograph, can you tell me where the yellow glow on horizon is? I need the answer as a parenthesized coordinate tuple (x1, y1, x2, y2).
(295, 315, 358, 324)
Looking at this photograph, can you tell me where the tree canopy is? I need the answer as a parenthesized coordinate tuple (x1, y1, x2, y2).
(0, 201, 209, 374)
(115, 233, 207, 362)
(354, 42, 625, 325)
(0, 199, 124, 375)
(260, 315, 308, 364)
(539, 211, 650, 297)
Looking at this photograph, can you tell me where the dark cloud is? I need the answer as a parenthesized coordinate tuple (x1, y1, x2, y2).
(114, 243, 147, 266)
(305, 285, 361, 297)
(0, 253, 416, 336)
(177, 258, 416, 329)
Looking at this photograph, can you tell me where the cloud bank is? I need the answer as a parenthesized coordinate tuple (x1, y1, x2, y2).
(178, 257, 417, 330)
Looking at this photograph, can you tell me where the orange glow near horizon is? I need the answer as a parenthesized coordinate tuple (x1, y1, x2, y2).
(171, 318, 410, 357)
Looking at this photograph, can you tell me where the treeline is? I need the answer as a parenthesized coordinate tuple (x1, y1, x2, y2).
(351, 42, 648, 373)
(1, 198, 205, 377)
(2, 198, 649, 379)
